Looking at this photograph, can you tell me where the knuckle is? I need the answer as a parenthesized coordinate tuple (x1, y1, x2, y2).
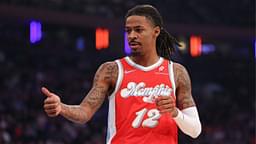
(48, 114, 54, 117)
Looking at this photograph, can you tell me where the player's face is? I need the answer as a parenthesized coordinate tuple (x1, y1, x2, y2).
(125, 15, 160, 56)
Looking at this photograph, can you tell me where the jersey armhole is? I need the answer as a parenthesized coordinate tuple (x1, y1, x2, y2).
(109, 60, 124, 99)
(168, 61, 176, 97)
(106, 60, 123, 144)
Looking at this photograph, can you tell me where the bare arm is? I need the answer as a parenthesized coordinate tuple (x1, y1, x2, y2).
(43, 61, 118, 124)
(173, 63, 201, 138)
(149, 62, 201, 138)
(174, 63, 195, 109)
(155, 63, 196, 116)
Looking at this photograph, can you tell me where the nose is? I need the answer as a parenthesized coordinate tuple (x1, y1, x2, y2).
(128, 30, 138, 40)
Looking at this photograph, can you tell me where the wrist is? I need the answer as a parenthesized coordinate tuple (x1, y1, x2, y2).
(171, 108, 179, 117)
(173, 108, 183, 120)
(59, 102, 65, 115)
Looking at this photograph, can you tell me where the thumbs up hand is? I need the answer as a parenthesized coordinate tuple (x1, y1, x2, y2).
(155, 95, 178, 117)
(42, 87, 62, 117)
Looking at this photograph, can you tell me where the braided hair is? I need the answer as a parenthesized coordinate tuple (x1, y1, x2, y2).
(125, 5, 180, 60)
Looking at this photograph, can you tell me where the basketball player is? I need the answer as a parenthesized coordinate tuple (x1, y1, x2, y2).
(42, 5, 202, 144)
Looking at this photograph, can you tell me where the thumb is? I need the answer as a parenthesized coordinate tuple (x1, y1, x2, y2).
(41, 87, 53, 97)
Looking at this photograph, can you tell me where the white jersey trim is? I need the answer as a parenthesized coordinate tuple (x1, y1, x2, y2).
(125, 56, 164, 71)
(168, 61, 176, 97)
(106, 60, 123, 144)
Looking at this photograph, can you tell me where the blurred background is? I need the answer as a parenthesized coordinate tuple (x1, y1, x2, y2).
(0, 0, 255, 144)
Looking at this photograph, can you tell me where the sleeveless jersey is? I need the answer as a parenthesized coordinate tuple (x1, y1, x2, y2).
(106, 57, 178, 144)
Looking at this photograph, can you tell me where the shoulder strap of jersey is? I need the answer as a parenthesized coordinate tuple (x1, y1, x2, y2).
(168, 60, 176, 97)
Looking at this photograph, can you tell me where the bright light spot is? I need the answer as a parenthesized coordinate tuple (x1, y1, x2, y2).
(30, 21, 42, 44)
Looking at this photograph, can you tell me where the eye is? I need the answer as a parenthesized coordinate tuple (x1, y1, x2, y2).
(125, 28, 131, 34)
(135, 28, 143, 33)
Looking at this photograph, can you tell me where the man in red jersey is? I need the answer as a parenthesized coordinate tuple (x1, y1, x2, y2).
(42, 5, 201, 144)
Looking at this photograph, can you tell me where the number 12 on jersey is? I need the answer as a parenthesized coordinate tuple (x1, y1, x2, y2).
(132, 108, 161, 128)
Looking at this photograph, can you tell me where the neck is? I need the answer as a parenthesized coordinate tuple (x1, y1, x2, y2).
(130, 54, 160, 67)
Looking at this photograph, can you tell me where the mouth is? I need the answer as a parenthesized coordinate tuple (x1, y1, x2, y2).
(129, 42, 141, 49)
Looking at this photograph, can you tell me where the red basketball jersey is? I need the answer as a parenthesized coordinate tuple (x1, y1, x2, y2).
(106, 57, 177, 144)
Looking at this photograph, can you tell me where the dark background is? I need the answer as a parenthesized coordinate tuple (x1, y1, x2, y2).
(0, 0, 255, 144)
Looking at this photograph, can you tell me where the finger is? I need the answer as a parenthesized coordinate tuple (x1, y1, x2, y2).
(48, 114, 57, 117)
(159, 109, 173, 114)
(44, 98, 58, 104)
(156, 99, 171, 106)
(157, 103, 175, 110)
(44, 103, 58, 110)
(47, 112, 58, 117)
(156, 96, 170, 103)
(41, 87, 53, 97)
(156, 98, 175, 106)
(45, 109, 58, 115)
(158, 95, 175, 100)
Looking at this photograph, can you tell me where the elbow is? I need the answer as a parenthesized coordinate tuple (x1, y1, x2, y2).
(77, 118, 88, 125)
(190, 122, 202, 138)
(77, 121, 87, 125)
(76, 115, 91, 125)
(75, 107, 93, 125)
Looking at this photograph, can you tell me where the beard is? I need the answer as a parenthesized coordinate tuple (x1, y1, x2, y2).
(130, 49, 142, 57)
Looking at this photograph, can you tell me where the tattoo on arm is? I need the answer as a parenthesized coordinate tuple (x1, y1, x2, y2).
(84, 86, 107, 110)
(81, 62, 118, 115)
(174, 63, 195, 110)
(61, 104, 88, 124)
(60, 62, 118, 124)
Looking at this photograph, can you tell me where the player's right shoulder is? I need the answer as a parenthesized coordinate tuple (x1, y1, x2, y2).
(96, 61, 118, 86)
(98, 61, 118, 73)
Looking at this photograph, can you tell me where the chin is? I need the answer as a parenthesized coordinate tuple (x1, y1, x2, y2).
(130, 51, 141, 57)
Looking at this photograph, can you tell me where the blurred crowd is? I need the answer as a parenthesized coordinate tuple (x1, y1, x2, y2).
(0, 36, 108, 144)
(0, 0, 253, 27)
(0, 0, 254, 143)
(0, 29, 254, 144)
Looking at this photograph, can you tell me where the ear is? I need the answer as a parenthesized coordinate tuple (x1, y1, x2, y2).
(153, 26, 161, 38)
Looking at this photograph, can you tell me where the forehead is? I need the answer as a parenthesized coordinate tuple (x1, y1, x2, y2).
(125, 15, 154, 28)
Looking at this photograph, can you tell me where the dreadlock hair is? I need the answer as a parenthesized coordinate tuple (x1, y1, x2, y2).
(125, 4, 181, 60)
